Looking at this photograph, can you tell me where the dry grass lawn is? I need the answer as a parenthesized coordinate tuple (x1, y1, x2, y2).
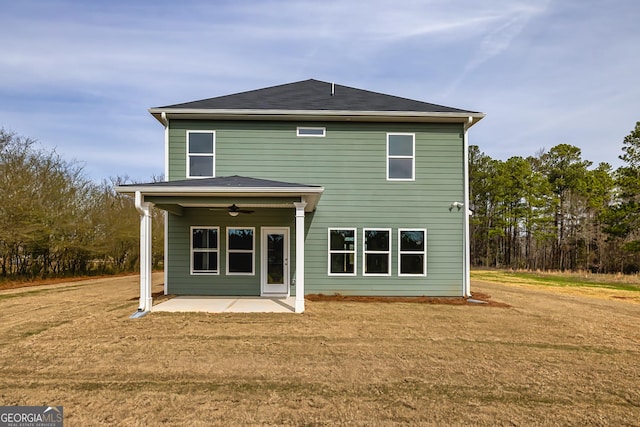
(0, 273, 638, 426)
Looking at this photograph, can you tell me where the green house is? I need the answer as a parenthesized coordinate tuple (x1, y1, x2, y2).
(116, 79, 484, 313)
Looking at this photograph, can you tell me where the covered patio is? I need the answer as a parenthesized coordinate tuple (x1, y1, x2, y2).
(115, 176, 323, 317)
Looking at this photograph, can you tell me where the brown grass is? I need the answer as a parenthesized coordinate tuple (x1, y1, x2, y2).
(0, 273, 638, 425)
(472, 269, 640, 305)
(0, 272, 138, 291)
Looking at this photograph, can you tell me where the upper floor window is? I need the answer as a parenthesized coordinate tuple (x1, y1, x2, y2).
(187, 131, 215, 178)
(387, 133, 415, 181)
(297, 127, 326, 137)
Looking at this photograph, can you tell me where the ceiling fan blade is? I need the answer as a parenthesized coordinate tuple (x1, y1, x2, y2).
(229, 204, 254, 214)
(208, 204, 255, 214)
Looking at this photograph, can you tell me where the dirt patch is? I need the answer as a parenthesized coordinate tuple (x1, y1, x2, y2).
(0, 272, 138, 291)
(306, 291, 511, 307)
(128, 290, 170, 301)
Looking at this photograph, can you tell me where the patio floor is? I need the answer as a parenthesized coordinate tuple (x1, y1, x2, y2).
(151, 296, 296, 313)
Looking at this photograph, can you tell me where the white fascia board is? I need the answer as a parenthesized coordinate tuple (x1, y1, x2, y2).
(115, 185, 324, 195)
(149, 108, 485, 127)
(114, 186, 324, 211)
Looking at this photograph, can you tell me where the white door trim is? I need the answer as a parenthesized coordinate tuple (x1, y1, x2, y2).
(261, 227, 290, 296)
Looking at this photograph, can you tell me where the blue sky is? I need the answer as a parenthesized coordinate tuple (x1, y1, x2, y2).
(1, 0, 638, 182)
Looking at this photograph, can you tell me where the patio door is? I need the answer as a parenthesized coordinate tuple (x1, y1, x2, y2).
(261, 227, 289, 296)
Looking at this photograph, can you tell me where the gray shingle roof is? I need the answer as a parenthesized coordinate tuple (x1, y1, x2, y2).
(119, 175, 322, 189)
(156, 79, 478, 114)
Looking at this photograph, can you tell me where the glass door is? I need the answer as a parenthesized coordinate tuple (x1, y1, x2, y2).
(261, 227, 289, 295)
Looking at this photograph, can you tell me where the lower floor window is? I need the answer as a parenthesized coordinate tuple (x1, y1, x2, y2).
(227, 227, 255, 275)
(399, 229, 427, 276)
(363, 229, 391, 275)
(191, 227, 219, 274)
(328, 228, 356, 275)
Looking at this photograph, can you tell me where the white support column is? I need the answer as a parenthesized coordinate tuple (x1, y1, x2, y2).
(293, 201, 307, 313)
(135, 191, 153, 314)
(164, 212, 168, 296)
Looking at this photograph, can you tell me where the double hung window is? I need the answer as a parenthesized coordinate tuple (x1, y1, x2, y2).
(187, 131, 215, 178)
(363, 229, 391, 276)
(387, 133, 415, 180)
(227, 228, 254, 275)
(191, 227, 219, 274)
(328, 228, 356, 275)
(398, 229, 427, 276)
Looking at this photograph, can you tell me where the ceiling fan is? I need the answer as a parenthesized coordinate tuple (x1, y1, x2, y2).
(210, 204, 255, 217)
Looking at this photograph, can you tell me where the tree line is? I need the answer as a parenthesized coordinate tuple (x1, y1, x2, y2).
(470, 121, 640, 273)
(0, 128, 163, 280)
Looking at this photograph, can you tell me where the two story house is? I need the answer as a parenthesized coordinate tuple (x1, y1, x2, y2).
(116, 79, 484, 313)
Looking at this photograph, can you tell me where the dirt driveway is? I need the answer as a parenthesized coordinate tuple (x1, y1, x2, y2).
(0, 274, 638, 426)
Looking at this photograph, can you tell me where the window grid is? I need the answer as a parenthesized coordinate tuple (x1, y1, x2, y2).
(328, 228, 357, 276)
(226, 227, 255, 275)
(363, 228, 392, 276)
(186, 130, 215, 178)
(398, 229, 427, 276)
(387, 133, 415, 181)
(190, 226, 219, 275)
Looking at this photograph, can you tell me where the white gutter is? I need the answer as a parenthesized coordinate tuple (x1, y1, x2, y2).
(160, 112, 169, 297)
(160, 111, 169, 180)
(115, 186, 324, 212)
(132, 191, 153, 317)
(463, 116, 473, 297)
(149, 108, 485, 125)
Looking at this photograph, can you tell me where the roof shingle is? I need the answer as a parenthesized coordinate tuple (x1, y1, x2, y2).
(156, 79, 478, 114)
(119, 175, 322, 189)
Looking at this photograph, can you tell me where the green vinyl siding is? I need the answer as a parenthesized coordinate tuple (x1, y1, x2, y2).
(167, 208, 295, 296)
(166, 120, 465, 296)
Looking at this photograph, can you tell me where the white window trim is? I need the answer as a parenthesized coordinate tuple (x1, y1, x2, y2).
(398, 228, 428, 277)
(226, 227, 255, 276)
(186, 130, 215, 178)
(297, 127, 326, 137)
(386, 132, 415, 181)
(190, 226, 220, 275)
(327, 227, 357, 276)
(363, 228, 392, 276)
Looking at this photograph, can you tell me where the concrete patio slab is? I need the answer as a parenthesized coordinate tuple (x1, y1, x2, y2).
(151, 296, 296, 313)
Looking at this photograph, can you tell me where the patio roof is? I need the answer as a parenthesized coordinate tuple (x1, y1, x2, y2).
(115, 175, 324, 213)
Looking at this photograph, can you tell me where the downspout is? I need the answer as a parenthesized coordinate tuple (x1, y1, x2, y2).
(132, 191, 153, 318)
(160, 111, 169, 296)
(161, 112, 169, 179)
(463, 116, 473, 297)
